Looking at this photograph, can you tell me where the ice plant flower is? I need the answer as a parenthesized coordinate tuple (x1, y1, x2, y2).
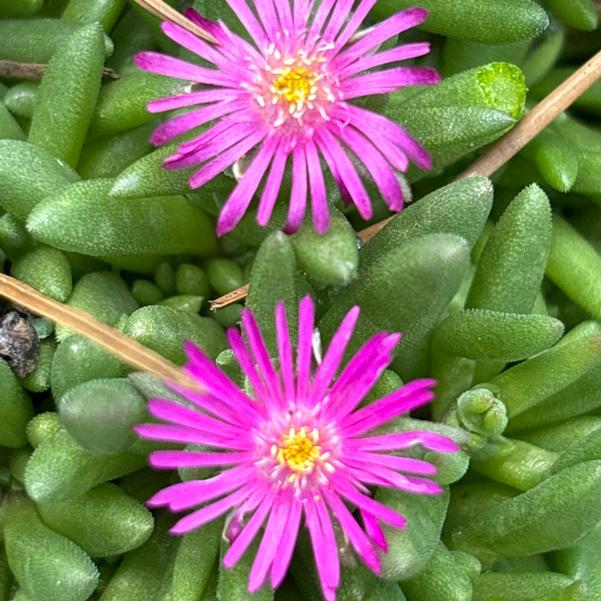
(135, 2, 440, 236)
(135, 297, 459, 601)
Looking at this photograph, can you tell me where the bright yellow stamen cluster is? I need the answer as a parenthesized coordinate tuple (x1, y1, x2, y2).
(273, 67, 317, 105)
(277, 426, 321, 473)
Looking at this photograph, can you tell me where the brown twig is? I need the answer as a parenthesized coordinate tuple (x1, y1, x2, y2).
(210, 48, 601, 310)
(0, 275, 202, 391)
(133, 0, 218, 44)
(0, 60, 119, 81)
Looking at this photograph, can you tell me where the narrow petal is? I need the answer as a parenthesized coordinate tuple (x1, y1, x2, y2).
(342, 67, 440, 99)
(182, 342, 263, 421)
(305, 499, 340, 590)
(135, 423, 251, 450)
(284, 144, 308, 234)
(310, 0, 336, 37)
(347, 464, 442, 495)
(164, 122, 258, 169)
(274, 0, 294, 35)
(361, 509, 388, 552)
(225, 0, 268, 46)
(339, 104, 431, 169)
(350, 431, 461, 453)
(170, 487, 251, 535)
(342, 379, 436, 435)
(177, 118, 243, 154)
(322, 0, 354, 43)
(323, 333, 400, 419)
(223, 491, 273, 568)
(217, 136, 279, 235)
(168, 469, 253, 512)
(149, 450, 250, 469)
(315, 128, 373, 220)
(345, 452, 438, 476)
(168, 381, 258, 426)
(248, 496, 290, 592)
(241, 308, 285, 409)
(147, 89, 239, 113)
(147, 398, 244, 437)
(336, 7, 429, 66)
(275, 303, 295, 402)
(150, 99, 247, 146)
(293, 0, 311, 33)
(306, 138, 330, 234)
(270, 497, 302, 587)
(338, 42, 432, 78)
(333, 0, 378, 50)
(296, 295, 315, 403)
(257, 141, 289, 226)
(332, 478, 407, 530)
(253, 0, 280, 42)
(134, 51, 236, 86)
(147, 467, 246, 509)
(161, 22, 241, 72)
(227, 327, 273, 408)
(190, 128, 266, 189)
(325, 491, 381, 574)
(309, 305, 360, 407)
(336, 125, 403, 211)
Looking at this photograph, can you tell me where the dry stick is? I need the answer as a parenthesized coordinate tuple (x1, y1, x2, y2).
(210, 48, 601, 311)
(0, 275, 202, 391)
(133, 0, 219, 44)
(0, 60, 119, 81)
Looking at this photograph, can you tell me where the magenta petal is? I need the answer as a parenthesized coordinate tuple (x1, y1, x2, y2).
(310, 0, 336, 37)
(306, 139, 330, 234)
(309, 305, 360, 406)
(190, 128, 266, 189)
(338, 42, 432, 78)
(241, 308, 285, 408)
(325, 491, 382, 575)
(322, 0, 354, 42)
(337, 125, 404, 212)
(343, 67, 440, 99)
(257, 143, 288, 226)
(284, 144, 308, 234)
(275, 303, 296, 402)
(248, 496, 290, 592)
(270, 497, 302, 588)
(149, 450, 249, 469)
(223, 492, 273, 568)
(352, 431, 461, 454)
(225, 0, 268, 45)
(333, 0, 378, 49)
(361, 509, 388, 552)
(170, 487, 251, 535)
(217, 136, 279, 236)
(296, 295, 315, 402)
(337, 7, 429, 66)
(316, 128, 373, 220)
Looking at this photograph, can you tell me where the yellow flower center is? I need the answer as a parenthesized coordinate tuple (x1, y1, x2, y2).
(273, 66, 317, 105)
(277, 426, 321, 473)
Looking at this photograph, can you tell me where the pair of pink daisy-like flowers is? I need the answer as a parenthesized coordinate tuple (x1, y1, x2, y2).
(135, 3, 453, 600)
(136, 0, 439, 236)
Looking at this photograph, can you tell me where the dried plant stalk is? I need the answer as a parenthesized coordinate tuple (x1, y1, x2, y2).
(210, 48, 601, 310)
(0, 275, 202, 390)
(0, 60, 118, 81)
(133, 0, 218, 44)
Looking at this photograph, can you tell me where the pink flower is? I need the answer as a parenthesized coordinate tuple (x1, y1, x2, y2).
(135, 297, 458, 600)
(135, 2, 439, 236)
